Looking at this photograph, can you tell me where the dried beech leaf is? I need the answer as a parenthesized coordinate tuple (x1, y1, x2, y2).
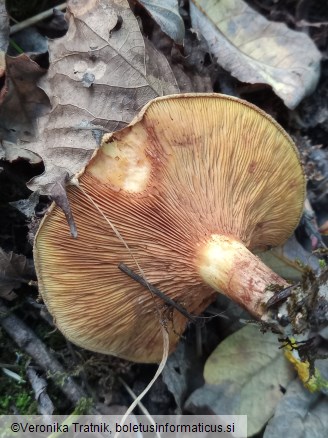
(169, 29, 215, 93)
(190, 0, 321, 109)
(9, 191, 40, 218)
(137, 0, 185, 43)
(185, 325, 294, 436)
(0, 54, 50, 160)
(26, 0, 178, 211)
(0, 248, 35, 300)
(0, 140, 41, 164)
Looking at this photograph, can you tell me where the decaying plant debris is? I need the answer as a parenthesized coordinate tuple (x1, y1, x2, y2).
(1, 0, 328, 435)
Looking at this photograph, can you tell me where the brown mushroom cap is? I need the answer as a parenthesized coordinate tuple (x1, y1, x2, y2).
(34, 94, 305, 363)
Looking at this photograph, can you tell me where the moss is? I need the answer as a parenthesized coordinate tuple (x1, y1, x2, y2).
(265, 283, 285, 293)
(72, 397, 94, 415)
(0, 385, 38, 415)
(0, 330, 37, 414)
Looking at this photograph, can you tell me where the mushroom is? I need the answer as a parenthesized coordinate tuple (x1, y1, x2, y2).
(34, 94, 305, 363)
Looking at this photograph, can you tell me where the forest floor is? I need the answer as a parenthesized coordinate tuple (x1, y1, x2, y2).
(1, 1, 328, 436)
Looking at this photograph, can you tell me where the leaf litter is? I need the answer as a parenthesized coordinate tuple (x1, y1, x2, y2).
(0, 248, 35, 300)
(185, 325, 295, 436)
(190, 0, 322, 109)
(257, 235, 321, 282)
(0, 54, 50, 160)
(136, 0, 185, 44)
(0, 4, 48, 163)
(25, 0, 179, 226)
(264, 378, 328, 438)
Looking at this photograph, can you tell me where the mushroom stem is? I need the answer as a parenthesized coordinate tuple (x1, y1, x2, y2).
(197, 234, 289, 319)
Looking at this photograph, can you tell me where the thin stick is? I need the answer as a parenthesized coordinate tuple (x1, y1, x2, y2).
(265, 283, 300, 308)
(26, 366, 54, 415)
(0, 299, 90, 408)
(10, 3, 67, 35)
(119, 263, 224, 323)
(119, 263, 197, 324)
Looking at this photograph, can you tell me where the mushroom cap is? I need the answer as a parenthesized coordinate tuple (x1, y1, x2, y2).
(34, 93, 305, 363)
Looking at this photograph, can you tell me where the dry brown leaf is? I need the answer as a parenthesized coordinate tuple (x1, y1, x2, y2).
(9, 191, 40, 218)
(190, 0, 322, 109)
(0, 0, 49, 159)
(0, 248, 35, 300)
(0, 139, 42, 163)
(170, 29, 215, 93)
(137, 0, 185, 44)
(26, 0, 179, 226)
(0, 3, 9, 103)
(0, 54, 50, 161)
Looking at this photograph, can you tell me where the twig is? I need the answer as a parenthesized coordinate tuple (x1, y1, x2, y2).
(0, 299, 90, 408)
(10, 3, 67, 35)
(118, 263, 197, 323)
(265, 284, 300, 309)
(26, 366, 54, 415)
(296, 19, 328, 28)
(0, 363, 19, 369)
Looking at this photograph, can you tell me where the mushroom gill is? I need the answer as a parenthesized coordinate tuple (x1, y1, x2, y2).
(34, 94, 305, 363)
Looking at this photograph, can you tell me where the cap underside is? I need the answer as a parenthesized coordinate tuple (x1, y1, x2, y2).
(34, 94, 305, 362)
